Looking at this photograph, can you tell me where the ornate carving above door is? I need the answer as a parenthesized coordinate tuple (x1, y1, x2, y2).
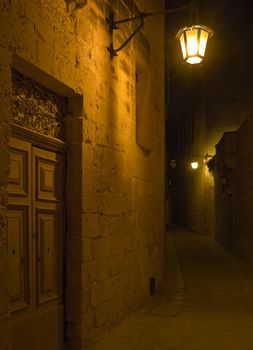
(12, 71, 67, 141)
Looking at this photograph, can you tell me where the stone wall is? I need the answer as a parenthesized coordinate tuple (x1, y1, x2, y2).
(234, 118, 253, 261)
(214, 132, 236, 247)
(215, 118, 253, 262)
(0, 0, 165, 348)
(0, 46, 12, 350)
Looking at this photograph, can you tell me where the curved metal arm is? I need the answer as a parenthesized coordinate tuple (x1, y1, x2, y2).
(106, 0, 196, 59)
(107, 14, 144, 58)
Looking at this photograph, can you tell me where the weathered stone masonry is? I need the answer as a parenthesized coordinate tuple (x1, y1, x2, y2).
(0, 0, 165, 349)
(215, 118, 253, 263)
(0, 46, 12, 350)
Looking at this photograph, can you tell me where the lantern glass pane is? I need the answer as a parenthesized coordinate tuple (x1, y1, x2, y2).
(180, 34, 186, 59)
(187, 56, 202, 64)
(199, 30, 209, 57)
(186, 29, 198, 56)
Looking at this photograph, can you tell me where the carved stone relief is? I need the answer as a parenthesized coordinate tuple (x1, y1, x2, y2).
(12, 71, 67, 141)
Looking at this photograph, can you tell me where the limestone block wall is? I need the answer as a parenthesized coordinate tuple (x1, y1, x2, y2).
(214, 118, 253, 262)
(0, 0, 165, 348)
(233, 118, 253, 262)
(0, 47, 12, 350)
(214, 132, 237, 247)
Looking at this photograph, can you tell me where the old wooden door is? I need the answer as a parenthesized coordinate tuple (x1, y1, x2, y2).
(7, 136, 64, 350)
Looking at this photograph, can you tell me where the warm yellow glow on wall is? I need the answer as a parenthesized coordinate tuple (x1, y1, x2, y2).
(177, 25, 214, 64)
(191, 161, 199, 169)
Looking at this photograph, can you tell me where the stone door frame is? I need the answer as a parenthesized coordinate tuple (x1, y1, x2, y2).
(7, 55, 85, 349)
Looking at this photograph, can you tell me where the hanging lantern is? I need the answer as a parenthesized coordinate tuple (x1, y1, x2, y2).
(176, 25, 214, 64)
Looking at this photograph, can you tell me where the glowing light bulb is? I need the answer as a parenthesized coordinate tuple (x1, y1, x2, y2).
(191, 161, 199, 169)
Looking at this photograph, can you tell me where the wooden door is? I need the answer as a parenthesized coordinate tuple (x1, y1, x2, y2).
(7, 137, 64, 350)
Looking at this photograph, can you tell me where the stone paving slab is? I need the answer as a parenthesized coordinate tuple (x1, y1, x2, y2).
(87, 226, 253, 349)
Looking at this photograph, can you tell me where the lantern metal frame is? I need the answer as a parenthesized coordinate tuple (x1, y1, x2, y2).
(106, 0, 197, 59)
(192, 153, 214, 162)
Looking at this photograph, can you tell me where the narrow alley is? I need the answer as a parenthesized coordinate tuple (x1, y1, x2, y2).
(87, 226, 253, 350)
(2, 1, 253, 349)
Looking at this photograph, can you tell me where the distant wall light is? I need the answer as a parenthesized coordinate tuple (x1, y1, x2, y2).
(190, 153, 214, 171)
(191, 161, 199, 169)
(176, 25, 214, 64)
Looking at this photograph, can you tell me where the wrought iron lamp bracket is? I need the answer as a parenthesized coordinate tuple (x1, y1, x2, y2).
(192, 153, 214, 160)
(106, 12, 145, 59)
(106, 0, 196, 59)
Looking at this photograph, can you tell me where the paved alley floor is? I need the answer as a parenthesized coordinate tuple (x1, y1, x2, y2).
(87, 226, 253, 350)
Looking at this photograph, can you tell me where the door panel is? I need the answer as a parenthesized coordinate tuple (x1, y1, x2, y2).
(11, 305, 63, 350)
(37, 157, 59, 201)
(33, 146, 63, 308)
(7, 207, 29, 311)
(8, 138, 32, 314)
(8, 137, 64, 350)
(37, 210, 60, 304)
(39, 212, 56, 294)
(8, 148, 29, 197)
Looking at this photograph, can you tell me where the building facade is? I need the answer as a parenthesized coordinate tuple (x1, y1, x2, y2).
(0, 0, 166, 348)
(215, 118, 253, 263)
